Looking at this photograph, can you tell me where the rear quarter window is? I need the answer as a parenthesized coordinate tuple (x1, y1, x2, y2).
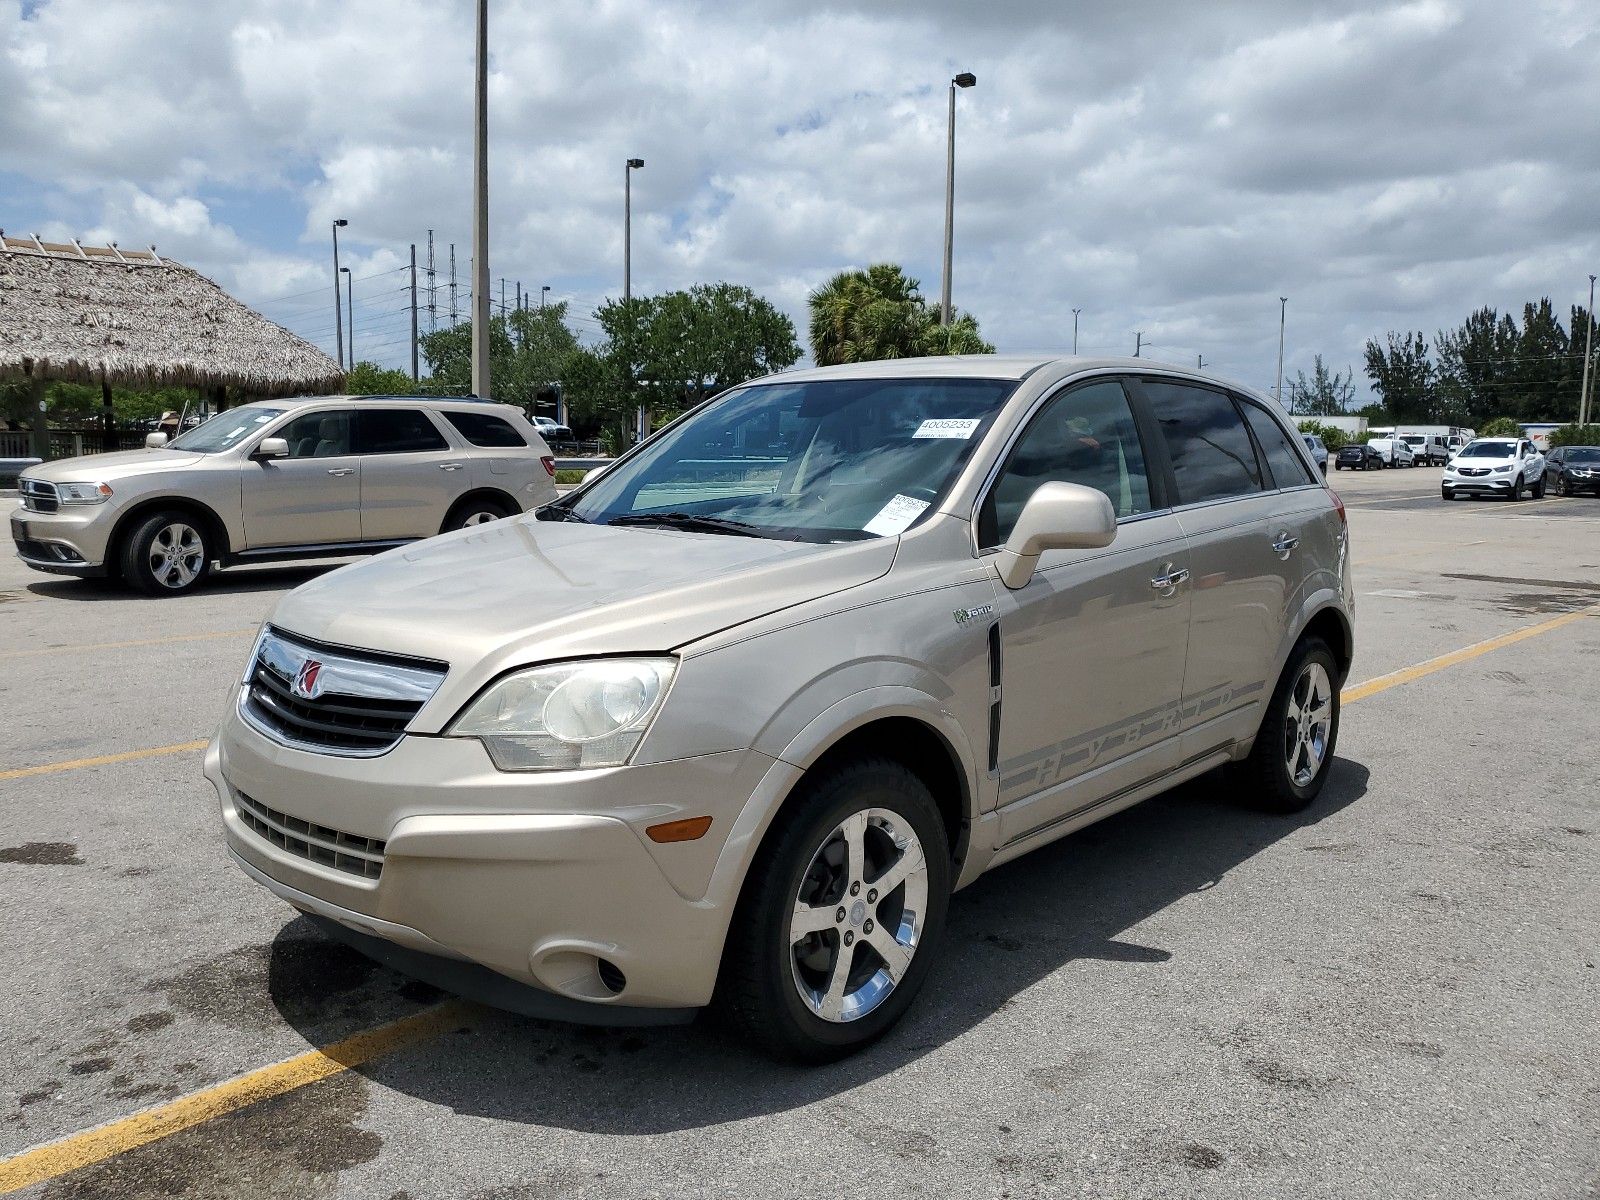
(443, 410, 528, 448)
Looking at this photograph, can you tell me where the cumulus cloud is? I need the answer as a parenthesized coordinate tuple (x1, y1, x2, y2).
(2, 0, 1596, 392)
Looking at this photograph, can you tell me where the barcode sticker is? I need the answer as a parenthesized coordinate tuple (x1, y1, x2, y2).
(913, 418, 980, 440)
(864, 493, 930, 536)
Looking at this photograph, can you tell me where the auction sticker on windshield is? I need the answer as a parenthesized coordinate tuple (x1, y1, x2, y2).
(864, 493, 930, 536)
(913, 418, 980, 439)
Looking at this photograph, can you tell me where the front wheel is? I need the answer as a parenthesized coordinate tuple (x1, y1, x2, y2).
(1508, 475, 1524, 501)
(1556, 475, 1569, 497)
(120, 512, 211, 596)
(717, 757, 951, 1063)
(1240, 637, 1340, 813)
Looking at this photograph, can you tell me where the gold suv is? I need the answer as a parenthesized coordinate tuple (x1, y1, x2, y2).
(11, 397, 557, 594)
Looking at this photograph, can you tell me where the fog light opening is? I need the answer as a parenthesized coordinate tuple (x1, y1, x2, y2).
(597, 958, 627, 995)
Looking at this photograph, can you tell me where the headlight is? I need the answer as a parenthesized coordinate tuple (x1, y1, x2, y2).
(1492, 465, 1512, 473)
(55, 482, 114, 504)
(448, 658, 676, 771)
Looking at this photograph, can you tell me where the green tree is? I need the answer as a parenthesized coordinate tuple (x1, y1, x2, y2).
(1286, 355, 1356, 416)
(1512, 298, 1574, 420)
(1294, 419, 1350, 451)
(808, 263, 993, 364)
(345, 361, 417, 395)
(1479, 416, 1521, 438)
(1550, 423, 1600, 447)
(1435, 307, 1519, 425)
(644, 283, 800, 405)
(1363, 331, 1436, 422)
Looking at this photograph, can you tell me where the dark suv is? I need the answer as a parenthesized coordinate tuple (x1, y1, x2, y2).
(1335, 444, 1384, 471)
(1545, 446, 1600, 497)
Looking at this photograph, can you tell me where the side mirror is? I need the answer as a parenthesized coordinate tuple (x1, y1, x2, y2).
(145, 432, 168, 448)
(995, 481, 1117, 590)
(253, 437, 290, 461)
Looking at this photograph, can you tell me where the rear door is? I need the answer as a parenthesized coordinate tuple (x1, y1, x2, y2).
(982, 376, 1193, 844)
(356, 408, 461, 540)
(439, 407, 543, 509)
(239, 408, 360, 548)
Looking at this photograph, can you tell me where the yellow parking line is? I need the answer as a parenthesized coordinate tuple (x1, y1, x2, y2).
(0, 741, 210, 783)
(1342, 604, 1598, 704)
(0, 628, 254, 661)
(0, 1000, 474, 1195)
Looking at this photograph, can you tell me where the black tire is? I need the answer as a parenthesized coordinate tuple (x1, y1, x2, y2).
(1556, 475, 1569, 497)
(119, 510, 211, 596)
(1532, 475, 1546, 499)
(1442, 488, 1457, 502)
(442, 496, 514, 532)
(717, 756, 951, 1063)
(1240, 636, 1340, 814)
(1508, 475, 1523, 501)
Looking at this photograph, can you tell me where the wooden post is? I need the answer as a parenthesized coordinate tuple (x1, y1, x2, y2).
(28, 374, 48, 461)
(101, 381, 115, 451)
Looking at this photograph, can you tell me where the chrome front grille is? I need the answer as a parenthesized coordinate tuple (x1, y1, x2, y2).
(236, 792, 386, 879)
(1457, 467, 1490, 477)
(20, 479, 58, 513)
(240, 627, 446, 757)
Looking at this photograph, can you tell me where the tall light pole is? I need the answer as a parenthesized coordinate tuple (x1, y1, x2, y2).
(1581, 273, 1596, 427)
(340, 267, 354, 370)
(1275, 296, 1288, 405)
(540, 284, 550, 311)
(470, 0, 491, 397)
(331, 219, 348, 370)
(624, 158, 644, 302)
(940, 72, 977, 326)
(1071, 307, 1081, 355)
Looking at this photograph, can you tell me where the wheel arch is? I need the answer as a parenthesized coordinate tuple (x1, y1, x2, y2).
(108, 495, 233, 570)
(441, 487, 521, 531)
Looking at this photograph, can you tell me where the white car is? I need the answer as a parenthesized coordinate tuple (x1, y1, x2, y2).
(1367, 435, 1415, 467)
(1441, 437, 1546, 501)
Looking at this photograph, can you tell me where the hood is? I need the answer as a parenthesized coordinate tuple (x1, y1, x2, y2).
(25, 449, 203, 483)
(267, 515, 898, 710)
(1449, 453, 1519, 469)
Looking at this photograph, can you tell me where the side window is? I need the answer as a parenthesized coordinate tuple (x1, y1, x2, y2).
(1143, 382, 1264, 505)
(443, 410, 527, 448)
(357, 409, 448, 454)
(1241, 401, 1315, 488)
(276, 410, 353, 458)
(979, 379, 1153, 547)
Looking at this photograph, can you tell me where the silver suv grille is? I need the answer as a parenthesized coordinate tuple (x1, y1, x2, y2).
(236, 792, 386, 879)
(20, 479, 58, 513)
(240, 627, 446, 757)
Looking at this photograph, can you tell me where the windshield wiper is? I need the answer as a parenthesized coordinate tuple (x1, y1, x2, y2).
(608, 512, 767, 538)
(535, 504, 590, 523)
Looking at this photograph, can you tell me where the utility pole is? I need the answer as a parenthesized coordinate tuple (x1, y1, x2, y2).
(624, 158, 644, 302)
(940, 72, 977, 325)
(1275, 296, 1288, 405)
(449, 244, 458, 326)
(331, 219, 348, 370)
(426, 229, 436, 332)
(469, 0, 490, 398)
(1134, 332, 1144, 358)
(409, 243, 419, 382)
(1072, 308, 1081, 355)
(341, 267, 354, 369)
(1582, 273, 1596, 427)
(1197, 354, 1206, 369)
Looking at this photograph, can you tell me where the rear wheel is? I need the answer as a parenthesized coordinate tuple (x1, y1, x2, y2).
(1241, 637, 1339, 813)
(717, 757, 951, 1063)
(442, 496, 514, 532)
(120, 511, 210, 596)
(1532, 475, 1546, 499)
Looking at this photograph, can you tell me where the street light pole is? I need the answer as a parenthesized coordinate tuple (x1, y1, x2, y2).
(340, 267, 354, 370)
(624, 158, 644, 302)
(1581, 273, 1596, 427)
(940, 72, 976, 325)
(1072, 308, 1081, 355)
(1275, 296, 1288, 405)
(540, 284, 550, 311)
(470, 0, 491, 397)
(331, 219, 348, 370)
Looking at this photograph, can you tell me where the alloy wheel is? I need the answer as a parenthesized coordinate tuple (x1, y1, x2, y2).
(462, 509, 502, 527)
(1282, 661, 1333, 788)
(147, 522, 204, 589)
(789, 807, 928, 1023)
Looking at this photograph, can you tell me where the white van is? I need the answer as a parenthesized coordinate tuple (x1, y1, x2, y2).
(1400, 433, 1449, 466)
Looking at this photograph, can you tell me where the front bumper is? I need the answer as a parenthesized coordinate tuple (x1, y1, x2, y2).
(1442, 475, 1514, 494)
(10, 507, 112, 574)
(207, 704, 780, 1013)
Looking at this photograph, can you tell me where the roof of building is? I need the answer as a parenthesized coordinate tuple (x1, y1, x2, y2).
(0, 234, 343, 395)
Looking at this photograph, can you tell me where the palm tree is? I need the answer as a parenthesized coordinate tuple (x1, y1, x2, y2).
(808, 263, 992, 364)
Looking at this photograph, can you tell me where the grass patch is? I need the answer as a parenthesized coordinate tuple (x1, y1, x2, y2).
(554, 469, 588, 485)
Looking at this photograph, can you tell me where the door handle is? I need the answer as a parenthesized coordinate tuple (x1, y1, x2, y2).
(1271, 533, 1300, 556)
(1149, 564, 1189, 592)
(326, 467, 355, 477)
(439, 463, 464, 472)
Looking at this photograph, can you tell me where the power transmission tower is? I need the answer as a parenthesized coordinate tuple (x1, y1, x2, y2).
(426, 230, 436, 332)
(449, 244, 458, 326)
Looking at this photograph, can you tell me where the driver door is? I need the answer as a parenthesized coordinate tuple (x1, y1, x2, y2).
(240, 409, 360, 548)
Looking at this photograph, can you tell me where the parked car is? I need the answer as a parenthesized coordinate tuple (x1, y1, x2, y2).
(532, 416, 574, 445)
(1301, 433, 1328, 474)
(1543, 446, 1600, 497)
(208, 356, 1354, 1062)
(1441, 437, 1546, 501)
(12, 397, 558, 594)
(1335, 443, 1385, 470)
(1400, 433, 1449, 466)
(1367, 434, 1415, 467)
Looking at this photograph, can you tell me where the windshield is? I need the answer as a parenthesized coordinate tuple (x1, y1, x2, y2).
(1459, 441, 1516, 458)
(1401, 436, 1424, 446)
(1566, 447, 1600, 461)
(551, 377, 1018, 542)
(167, 405, 286, 452)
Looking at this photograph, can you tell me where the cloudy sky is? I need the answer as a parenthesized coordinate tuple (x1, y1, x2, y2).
(3, 0, 1596, 397)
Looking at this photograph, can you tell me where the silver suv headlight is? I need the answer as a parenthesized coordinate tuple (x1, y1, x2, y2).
(448, 658, 676, 771)
(55, 482, 114, 504)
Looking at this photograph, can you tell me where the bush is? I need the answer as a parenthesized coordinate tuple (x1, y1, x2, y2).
(1479, 416, 1521, 438)
(1296, 420, 1350, 451)
(1549, 424, 1600, 448)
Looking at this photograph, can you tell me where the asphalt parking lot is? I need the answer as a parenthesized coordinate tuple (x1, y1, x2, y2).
(2, 465, 1597, 1199)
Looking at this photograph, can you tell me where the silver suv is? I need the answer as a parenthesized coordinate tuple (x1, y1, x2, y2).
(207, 357, 1354, 1061)
(11, 397, 557, 594)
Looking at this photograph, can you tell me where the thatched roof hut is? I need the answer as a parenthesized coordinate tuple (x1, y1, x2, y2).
(0, 233, 343, 396)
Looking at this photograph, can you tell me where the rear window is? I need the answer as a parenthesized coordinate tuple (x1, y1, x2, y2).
(357, 409, 448, 454)
(1145, 382, 1264, 504)
(1242, 402, 1315, 488)
(443, 410, 528, 448)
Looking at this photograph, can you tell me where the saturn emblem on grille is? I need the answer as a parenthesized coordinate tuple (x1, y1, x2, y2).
(291, 659, 324, 700)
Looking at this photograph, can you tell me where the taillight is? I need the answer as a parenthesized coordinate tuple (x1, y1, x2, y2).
(1330, 488, 1346, 527)
(540, 455, 556, 478)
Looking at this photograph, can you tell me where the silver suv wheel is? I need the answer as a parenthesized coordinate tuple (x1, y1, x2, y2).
(1284, 660, 1333, 787)
(148, 521, 205, 589)
(789, 807, 928, 1023)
